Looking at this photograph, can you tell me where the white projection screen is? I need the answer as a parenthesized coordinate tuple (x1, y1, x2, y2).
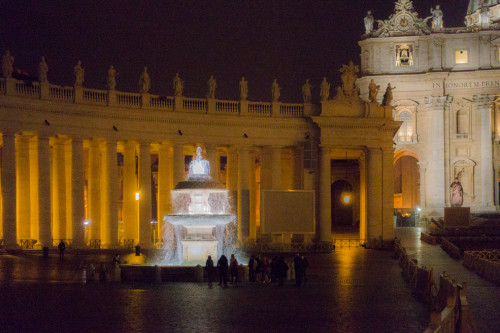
(260, 190, 315, 234)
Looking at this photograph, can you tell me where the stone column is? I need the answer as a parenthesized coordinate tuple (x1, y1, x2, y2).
(71, 138, 85, 248)
(122, 141, 138, 242)
(418, 162, 427, 216)
(88, 140, 101, 241)
(237, 146, 250, 240)
(138, 142, 152, 248)
(424, 96, 448, 214)
(2, 133, 18, 249)
(475, 95, 495, 209)
(271, 146, 282, 190)
(359, 152, 367, 242)
(16, 135, 31, 239)
(102, 141, 119, 248)
(382, 147, 395, 240)
(366, 147, 382, 241)
(319, 145, 331, 242)
(173, 144, 185, 186)
(29, 137, 39, 240)
(227, 146, 238, 191)
(205, 144, 217, 179)
(52, 137, 66, 240)
(249, 150, 257, 239)
(37, 136, 52, 247)
(157, 143, 173, 233)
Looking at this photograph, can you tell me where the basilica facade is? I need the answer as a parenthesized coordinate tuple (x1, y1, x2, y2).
(358, 0, 500, 218)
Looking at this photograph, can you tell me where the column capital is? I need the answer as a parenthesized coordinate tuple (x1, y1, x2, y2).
(473, 94, 495, 107)
(424, 95, 452, 109)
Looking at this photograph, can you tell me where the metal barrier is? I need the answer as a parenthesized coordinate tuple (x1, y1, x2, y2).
(52, 239, 72, 248)
(87, 239, 101, 249)
(332, 239, 365, 248)
(242, 240, 334, 253)
(121, 239, 135, 249)
(19, 239, 37, 249)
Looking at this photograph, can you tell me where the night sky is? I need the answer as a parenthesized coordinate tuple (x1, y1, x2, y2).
(1, 0, 468, 103)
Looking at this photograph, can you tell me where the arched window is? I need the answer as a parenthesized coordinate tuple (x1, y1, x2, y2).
(457, 109, 469, 137)
(397, 111, 412, 142)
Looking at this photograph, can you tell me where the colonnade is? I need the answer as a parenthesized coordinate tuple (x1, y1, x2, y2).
(0, 133, 304, 250)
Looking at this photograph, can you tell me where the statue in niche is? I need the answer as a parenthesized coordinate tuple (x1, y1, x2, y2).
(340, 61, 359, 97)
(302, 79, 312, 103)
(2, 50, 14, 78)
(107, 65, 118, 90)
(430, 5, 443, 30)
(74, 60, 85, 87)
(320, 77, 330, 101)
(38, 56, 48, 83)
(382, 83, 396, 106)
(239, 77, 248, 100)
(368, 79, 380, 103)
(364, 10, 374, 34)
(207, 75, 217, 99)
(139, 66, 150, 94)
(450, 177, 463, 207)
(173, 73, 184, 96)
(271, 79, 280, 102)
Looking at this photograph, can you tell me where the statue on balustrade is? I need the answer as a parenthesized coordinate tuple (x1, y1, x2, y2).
(38, 56, 48, 83)
(107, 65, 118, 91)
(364, 10, 374, 34)
(320, 77, 330, 101)
(139, 67, 150, 94)
(2, 50, 14, 78)
(239, 77, 248, 100)
(74, 60, 85, 87)
(271, 79, 280, 102)
(368, 79, 380, 103)
(340, 61, 359, 97)
(207, 75, 217, 99)
(173, 73, 184, 96)
(382, 83, 396, 106)
(302, 79, 312, 103)
(430, 5, 443, 30)
(450, 177, 463, 207)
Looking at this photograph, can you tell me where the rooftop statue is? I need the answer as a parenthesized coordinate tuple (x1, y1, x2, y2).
(430, 5, 443, 31)
(207, 75, 217, 99)
(74, 60, 85, 87)
(38, 56, 48, 83)
(271, 79, 280, 102)
(382, 83, 396, 106)
(302, 79, 312, 103)
(173, 73, 184, 96)
(320, 77, 330, 101)
(239, 77, 248, 100)
(340, 61, 359, 97)
(450, 177, 463, 207)
(364, 11, 374, 34)
(369, 79, 380, 103)
(2, 50, 14, 78)
(139, 66, 150, 94)
(107, 65, 118, 91)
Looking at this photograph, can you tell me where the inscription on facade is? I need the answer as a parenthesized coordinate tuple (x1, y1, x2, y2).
(433, 80, 500, 89)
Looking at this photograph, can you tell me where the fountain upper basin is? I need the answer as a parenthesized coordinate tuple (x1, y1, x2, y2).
(166, 214, 235, 226)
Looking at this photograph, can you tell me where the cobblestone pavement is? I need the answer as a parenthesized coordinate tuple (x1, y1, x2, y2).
(398, 227, 500, 333)
(0, 228, 497, 333)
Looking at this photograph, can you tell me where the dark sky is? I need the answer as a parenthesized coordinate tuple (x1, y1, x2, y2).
(0, 0, 468, 103)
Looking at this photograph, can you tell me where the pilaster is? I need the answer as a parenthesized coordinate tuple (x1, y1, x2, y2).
(122, 141, 138, 242)
(16, 134, 31, 239)
(71, 137, 85, 248)
(319, 145, 331, 242)
(366, 147, 382, 241)
(237, 146, 250, 240)
(2, 133, 18, 249)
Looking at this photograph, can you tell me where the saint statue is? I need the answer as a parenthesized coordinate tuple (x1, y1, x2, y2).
(382, 83, 396, 106)
(139, 66, 150, 94)
(74, 60, 85, 87)
(107, 65, 118, 90)
(207, 75, 217, 99)
(239, 77, 248, 100)
(320, 77, 330, 101)
(38, 56, 48, 83)
(340, 61, 359, 96)
(368, 79, 380, 103)
(271, 79, 280, 102)
(302, 79, 312, 103)
(450, 177, 463, 207)
(173, 73, 184, 96)
(2, 50, 14, 78)
(430, 5, 443, 30)
(364, 10, 374, 34)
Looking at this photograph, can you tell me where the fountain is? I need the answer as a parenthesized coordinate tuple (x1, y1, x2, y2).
(162, 146, 235, 265)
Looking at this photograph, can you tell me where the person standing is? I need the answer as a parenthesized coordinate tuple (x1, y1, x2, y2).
(230, 254, 238, 285)
(248, 255, 255, 283)
(294, 254, 303, 287)
(205, 255, 214, 288)
(57, 240, 66, 260)
(301, 255, 309, 286)
(217, 254, 228, 287)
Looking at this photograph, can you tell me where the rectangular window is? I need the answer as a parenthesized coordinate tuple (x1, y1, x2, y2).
(455, 50, 468, 64)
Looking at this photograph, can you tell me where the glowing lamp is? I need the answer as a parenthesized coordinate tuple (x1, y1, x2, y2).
(84, 220, 90, 225)
(342, 193, 351, 204)
(135, 192, 140, 200)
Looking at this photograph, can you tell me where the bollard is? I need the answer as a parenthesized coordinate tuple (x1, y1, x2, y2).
(195, 265, 204, 282)
(43, 246, 49, 257)
(81, 268, 87, 283)
(135, 245, 141, 256)
(154, 265, 162, 284)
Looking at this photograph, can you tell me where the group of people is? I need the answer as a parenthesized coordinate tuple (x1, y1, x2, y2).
(205, 253, 239, 288)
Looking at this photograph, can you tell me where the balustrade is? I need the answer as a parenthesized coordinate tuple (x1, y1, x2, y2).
(16, 82, 40, 97)
(183, 97, 207, 112)
(216, 100, 239, 114)
(150, 95, 174, 110)
(83, 88, 108, 104)
(0, 78, 5, 94)
(117, 92, 141, 107)
(279, 103, 303, 117)
(248, 102, 272, 116)
(49, 85, 74, 101)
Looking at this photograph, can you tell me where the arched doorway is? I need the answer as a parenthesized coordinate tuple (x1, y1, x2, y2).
(394, 150, 420, 226)
(331, 180, 354, 233)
